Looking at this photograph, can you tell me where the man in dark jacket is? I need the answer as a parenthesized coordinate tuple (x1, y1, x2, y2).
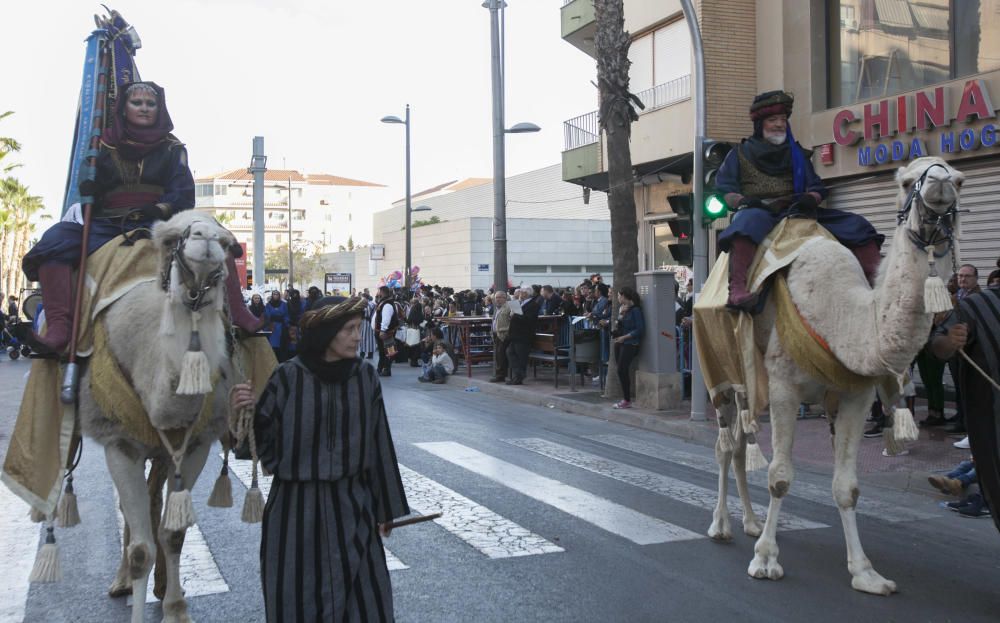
(505, 288, 541, 385)
(540, 285, 562, 316)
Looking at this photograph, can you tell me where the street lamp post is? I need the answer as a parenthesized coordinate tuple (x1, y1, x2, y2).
(381, 105, 413, 288)
(484, 0, 540, 293)
(406, 205, 432, 287)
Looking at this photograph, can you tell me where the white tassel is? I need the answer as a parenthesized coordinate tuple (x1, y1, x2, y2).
(56, 475, 81, 528)
(207, 462, 233, 508)
(160, 259, 180, 335)
(882, 425, 906, 456)
(241, 468, 265, 524)
(162, 473, 197, 531)
(29, 525, 62, 583)
(744, 432, 769, 472)
(176, 310, 212, 395)
(892, 407, 919, 442)
(923, 245, 953, 314)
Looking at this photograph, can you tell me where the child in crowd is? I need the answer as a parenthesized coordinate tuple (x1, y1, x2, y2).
(419, 341, 455, 384)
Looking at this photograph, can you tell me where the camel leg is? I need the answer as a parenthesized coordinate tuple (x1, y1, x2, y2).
(148, 457, 170, 601)
(105, 443, 154, 623)
(748, 389, 798, 581)
(732, 434, 762, 537)
(109, 511, 133, 598)
(708, 433, 733, 541)
(159, 440, 211, 623)
(832, 390, 897, 596)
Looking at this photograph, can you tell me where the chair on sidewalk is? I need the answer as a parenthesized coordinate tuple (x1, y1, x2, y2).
(529, 333, 571, 388)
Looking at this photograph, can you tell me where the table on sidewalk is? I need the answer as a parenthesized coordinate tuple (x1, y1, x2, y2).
(441, 316, 493, 378)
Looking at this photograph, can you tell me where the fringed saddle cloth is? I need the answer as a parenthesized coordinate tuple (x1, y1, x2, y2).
(693, 219, 899, 435)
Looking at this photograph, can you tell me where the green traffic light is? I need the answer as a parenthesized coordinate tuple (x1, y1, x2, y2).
(704, 194, 727, 218)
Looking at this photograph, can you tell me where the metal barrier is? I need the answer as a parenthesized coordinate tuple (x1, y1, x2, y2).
(563, 111, 599, 150)
(634, 75, 692, 113)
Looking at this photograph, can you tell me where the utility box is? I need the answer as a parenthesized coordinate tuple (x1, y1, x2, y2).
(633, 270, 683, 410)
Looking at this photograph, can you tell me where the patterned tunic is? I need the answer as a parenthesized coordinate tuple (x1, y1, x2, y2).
(359, 300, 377, 355)
(255, 358, 410, 622)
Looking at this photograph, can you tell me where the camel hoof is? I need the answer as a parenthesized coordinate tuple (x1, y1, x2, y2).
(163, 599, 193, 623)
(107, 578, 132, 598)
(748, 554, 784, 580)
(851, 570, 897, 596)
(742, 517, 763, 537)
(707, 518, 732, 541)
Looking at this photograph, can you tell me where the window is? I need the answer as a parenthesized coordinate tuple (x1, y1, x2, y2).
(195, 184, 213, 197)
(551, 265, 584, 273)
(628, 19, 692, 100)
(828, 0, 1000, 107)
(513, 265, 548, 273)
(214, 185, 227, 195)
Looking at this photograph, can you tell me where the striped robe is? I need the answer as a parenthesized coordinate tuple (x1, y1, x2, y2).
(255, 358, 410, 622)
(359, 301, 377, 356)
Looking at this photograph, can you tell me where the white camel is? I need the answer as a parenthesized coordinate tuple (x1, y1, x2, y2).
(708, 156, 963, 595)
(78, 211, 238, 622)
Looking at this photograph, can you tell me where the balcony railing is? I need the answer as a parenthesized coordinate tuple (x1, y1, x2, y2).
(561, 74, 692, 151)
(563, 111, 599, 151)
(634, 74, 691, 113)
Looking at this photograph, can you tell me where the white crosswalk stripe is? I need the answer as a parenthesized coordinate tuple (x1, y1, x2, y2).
(398, 464, 564, 558)
(415, 441, 704, 545)
(225, 456, 410, 569)
(0, 480, 38, 623)
(585, 434, 938, 522)
(504, 438, 827, 531)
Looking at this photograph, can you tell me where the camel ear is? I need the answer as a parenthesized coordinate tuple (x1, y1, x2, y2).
(214, 223, 240, 257)
(152, 217, 186, 249)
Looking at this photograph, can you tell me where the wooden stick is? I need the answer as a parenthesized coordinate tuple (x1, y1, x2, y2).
(383, 512, 442, 530)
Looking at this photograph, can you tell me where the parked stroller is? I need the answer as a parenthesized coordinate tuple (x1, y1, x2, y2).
(3, 290, 41, 360)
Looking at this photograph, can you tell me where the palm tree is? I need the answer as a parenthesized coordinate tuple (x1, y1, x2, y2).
(0, 177, 45, 296)
(0, 111, 22, 174)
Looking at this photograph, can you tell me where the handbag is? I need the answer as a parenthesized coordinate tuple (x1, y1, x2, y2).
(394, 327, 407, 343)
(405, 327, 421, 346)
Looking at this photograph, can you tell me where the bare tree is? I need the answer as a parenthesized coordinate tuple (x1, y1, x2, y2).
(594, 0, 642, 292)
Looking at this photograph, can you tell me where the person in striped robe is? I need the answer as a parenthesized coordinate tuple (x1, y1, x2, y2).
(233, 295, 410, 622)
(359, 295, 377, 359)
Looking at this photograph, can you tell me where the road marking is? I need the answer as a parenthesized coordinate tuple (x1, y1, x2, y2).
(0, 482, 39, 623)
(414, 442, 703, 545)
(585, 434, 937, 522)
(227, 456, 408, 569)
(505, 438, 827, 531)
(398, 464, 563, 558)
(114, 484, 230, 605)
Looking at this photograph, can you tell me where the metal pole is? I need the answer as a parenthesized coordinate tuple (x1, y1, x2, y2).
(251, 136, 266, 291)
(680, 0, 708, 421)
(287, 176, 294, 290)
(404, 104, 412, 290)
(487, 0, 507, 293)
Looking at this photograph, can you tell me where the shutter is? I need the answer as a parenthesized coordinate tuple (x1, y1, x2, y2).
(826, 157, 1000, 282)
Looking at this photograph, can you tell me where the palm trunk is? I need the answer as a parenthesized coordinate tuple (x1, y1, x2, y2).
(595, 0, 640, 294)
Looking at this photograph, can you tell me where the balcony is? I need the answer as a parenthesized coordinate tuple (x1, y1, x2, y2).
(561, 0, 595, 57)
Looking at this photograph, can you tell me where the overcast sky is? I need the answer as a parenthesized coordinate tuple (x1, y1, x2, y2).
(4, 0, 598, 218)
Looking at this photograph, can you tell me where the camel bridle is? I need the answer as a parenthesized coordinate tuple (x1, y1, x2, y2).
(160, 224, 226, 312)
(897, 162, 960, 257)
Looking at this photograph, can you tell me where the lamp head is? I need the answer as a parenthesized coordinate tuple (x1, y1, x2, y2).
(381, 115, 405, 125)
(505, 122, 541, 134)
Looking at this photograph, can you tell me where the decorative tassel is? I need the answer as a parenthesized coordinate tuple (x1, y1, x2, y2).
(882, 424, 906, 456)
(241, 468, 265, 524)
(717, 420, 737, 454)
(923, 245, 953, 313)
(162, 472, 196, 531)
(207, 458, 233, 509)
(159, 298, 176, 336)
(177, 311, 212, 395)
(892, 407, 919, 442)
(29, 507, 46, 523)
(29, 525, 62, 583)
(744, 432, 769, 472)
(56, 475, 81, 528)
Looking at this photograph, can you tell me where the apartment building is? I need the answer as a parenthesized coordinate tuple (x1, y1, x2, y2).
(194, 168, 390, 270)
(561, 0, 1000, 279)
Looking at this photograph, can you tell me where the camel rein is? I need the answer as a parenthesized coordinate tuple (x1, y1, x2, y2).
(161, 226, 226, 313)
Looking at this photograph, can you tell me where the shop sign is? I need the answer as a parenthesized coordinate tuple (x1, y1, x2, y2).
(831, 79, 997, 167)
(324, 272, 352, 296)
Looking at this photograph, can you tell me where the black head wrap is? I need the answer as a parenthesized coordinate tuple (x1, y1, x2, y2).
(297, 296, 367, 382)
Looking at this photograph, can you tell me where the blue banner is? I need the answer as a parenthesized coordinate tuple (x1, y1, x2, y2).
(61, 32, 105, 216)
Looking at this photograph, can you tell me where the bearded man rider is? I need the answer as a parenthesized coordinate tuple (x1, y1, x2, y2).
(716, 90, 884, 312)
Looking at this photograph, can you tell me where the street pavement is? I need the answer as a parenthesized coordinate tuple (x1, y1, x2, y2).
(1, 357, 998, 622)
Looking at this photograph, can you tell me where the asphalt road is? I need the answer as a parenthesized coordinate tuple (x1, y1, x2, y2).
(1, 357, 998, 622)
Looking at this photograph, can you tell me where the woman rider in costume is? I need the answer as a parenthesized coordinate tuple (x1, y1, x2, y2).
(22, 81, 261, 353)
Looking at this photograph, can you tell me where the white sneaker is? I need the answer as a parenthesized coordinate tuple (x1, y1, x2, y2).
(882, 448, 909, 457)
(953, 436, 970, 449)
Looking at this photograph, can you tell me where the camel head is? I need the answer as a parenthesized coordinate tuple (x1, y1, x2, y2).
(894, 157, 964, 243)
(153, 211, 238, 306)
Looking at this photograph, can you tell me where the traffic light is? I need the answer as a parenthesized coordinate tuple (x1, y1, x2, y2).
(702, 140, 734, 224)
(666, 194, 693, 267)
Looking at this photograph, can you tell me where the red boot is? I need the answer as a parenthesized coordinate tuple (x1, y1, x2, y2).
(726, 236, 759, 313)
(30, 263, 75, 354)
(851, 240, 881, 286)
(225, 255, 264, 332)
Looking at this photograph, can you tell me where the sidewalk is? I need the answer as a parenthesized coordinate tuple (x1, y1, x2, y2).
(444, 362, 972, 496)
